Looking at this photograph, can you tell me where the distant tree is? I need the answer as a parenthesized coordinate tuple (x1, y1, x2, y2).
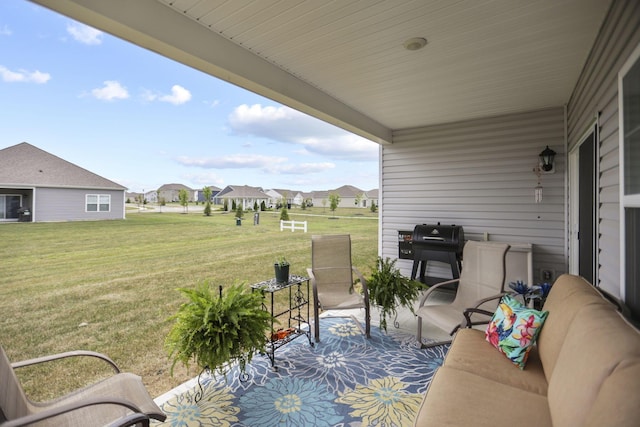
(158, 197, 166, 213)
(355, 193, 363, 207)
(328, 193, 341, 213)
(235, 204, 244, 219)
(178, 189, 189, 213)
(126, 198, 131, 204)
(232, 199, 237, 211)
(253, 201, 259, 211)
(370, 202, 377, 213)
(300, 200, 306, 210)
(280, 206, 290, 221)
(203, 186, 212, 216)
(260, 200, 267, 211)
(223, 198, 228, 211)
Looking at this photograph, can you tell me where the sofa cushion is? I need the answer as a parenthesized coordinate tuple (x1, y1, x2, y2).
(536, 274, 612, 381)
(445, 328, 548, 395)
(413, 366, 551, 427)
(584, 358, 640, 427)
(485, 294, 548, 369)
(547, 304, 640, 427)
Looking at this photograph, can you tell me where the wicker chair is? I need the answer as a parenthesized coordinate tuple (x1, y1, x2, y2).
(416, 240, 510, 348)
(0, 346, 166, 427)
(307, 234, 371, 342)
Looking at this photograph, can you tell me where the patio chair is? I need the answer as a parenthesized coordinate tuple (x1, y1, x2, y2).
(416, 240, 510, 348)
(307, 234, 371, 342)
(0, 346, 166, 427)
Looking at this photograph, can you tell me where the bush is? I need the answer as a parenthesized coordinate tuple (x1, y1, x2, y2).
(280, 206, 290, 221)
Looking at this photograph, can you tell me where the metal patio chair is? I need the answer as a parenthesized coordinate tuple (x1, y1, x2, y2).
(416, 240, 510, 348)
(0, 345, 166, 427)
(307, 234, 371, 342)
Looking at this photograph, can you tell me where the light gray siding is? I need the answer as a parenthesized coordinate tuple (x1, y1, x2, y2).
(35, 188, 125, 222)
(566, 0, 640, 297)
(381, 107, 566, 283)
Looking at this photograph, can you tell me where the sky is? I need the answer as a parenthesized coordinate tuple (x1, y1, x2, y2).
(0, 1, 380, 194)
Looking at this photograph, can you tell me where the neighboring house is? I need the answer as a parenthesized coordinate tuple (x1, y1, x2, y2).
(265, 188, 301, 207)
(157, 183, 194, 203)
(195, 185, 222, 203)
(34, 0, 640, 320)
(0, 142, 126, 222)
(214, 185, 269, 211)
(366, 189, 379, 208)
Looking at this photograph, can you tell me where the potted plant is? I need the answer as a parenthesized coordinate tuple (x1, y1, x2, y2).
(274, 256, 290, 284)
(367, 257, 423, 331)
(165, 280, 273, 377)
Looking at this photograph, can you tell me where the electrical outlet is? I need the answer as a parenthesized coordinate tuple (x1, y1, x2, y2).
(541, 269, 553, 282)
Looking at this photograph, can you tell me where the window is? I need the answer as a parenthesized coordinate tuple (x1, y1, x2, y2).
(0, 195, 21, 220)
(86, 194, 110, 212)
(620, 43, 640, 321)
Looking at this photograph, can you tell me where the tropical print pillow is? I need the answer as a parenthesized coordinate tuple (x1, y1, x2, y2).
(485, 294, 549, 369)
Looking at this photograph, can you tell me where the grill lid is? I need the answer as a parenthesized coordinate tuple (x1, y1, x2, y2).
(412, 223, 464, 254)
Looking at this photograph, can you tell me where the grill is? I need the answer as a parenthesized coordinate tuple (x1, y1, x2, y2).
(410, 223, 464, 287)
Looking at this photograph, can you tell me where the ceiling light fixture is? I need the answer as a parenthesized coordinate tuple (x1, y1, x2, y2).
(403, 37, 427, 51)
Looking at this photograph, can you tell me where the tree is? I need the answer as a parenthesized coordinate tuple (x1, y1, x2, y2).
(232, 199, 237, 211)
(178, 189, 189, 213)
(260, 200, 267, 211)
(370, 202, 377, 213)
(253, 201, 259, 211)
(328, 193, 341, 213)
(355, 193, 363, 207)
(235, 204, 244, 219)
(280, 206, 290, 221)
(223, 198, 228, 211)
(203, 186, 212, 216)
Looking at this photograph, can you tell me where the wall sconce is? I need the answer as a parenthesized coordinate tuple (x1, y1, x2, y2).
(539, 146, 556, 173)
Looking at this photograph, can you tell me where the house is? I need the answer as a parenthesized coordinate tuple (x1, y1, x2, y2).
(214, 185, 270, 211)
(195, 185, 222, 203)
(366, 189, 379, 209)
(156, 183, 194, 203)
(31, 0, 640, 321)
(0, 142, 126, 222)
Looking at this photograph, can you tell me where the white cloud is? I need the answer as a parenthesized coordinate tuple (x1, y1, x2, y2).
(227, 104, 378, 161)
(0, 66, 50, 83)
(66, 22, 103, 45)
(176, 154, 335, 176)
(142, 85, 192, 105)
(91, 80, 129, 101)
(0, 25, 12, 36)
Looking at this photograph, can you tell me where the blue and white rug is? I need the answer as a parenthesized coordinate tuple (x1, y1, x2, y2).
(153, 317, 448, 427)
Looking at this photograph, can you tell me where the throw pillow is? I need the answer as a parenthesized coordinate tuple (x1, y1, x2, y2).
(485, 294, 548, 369)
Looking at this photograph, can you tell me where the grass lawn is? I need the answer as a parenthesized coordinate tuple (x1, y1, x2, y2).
(0, 206, 378, 400)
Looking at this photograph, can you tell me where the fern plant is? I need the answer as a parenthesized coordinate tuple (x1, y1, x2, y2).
(165, 281, 273, 377)
(367, 257, 422, 331)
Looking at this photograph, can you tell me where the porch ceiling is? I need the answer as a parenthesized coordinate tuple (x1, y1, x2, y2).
(31, 0, 611, 144)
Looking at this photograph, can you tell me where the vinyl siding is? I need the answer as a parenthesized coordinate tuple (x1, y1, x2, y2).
(35, 187, 125, 222)
(566, 0, 640, 297)
(381, 107, 566, 283)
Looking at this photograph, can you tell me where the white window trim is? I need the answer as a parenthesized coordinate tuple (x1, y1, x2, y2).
(86, 194, 111, 213)
(618, 41, 640, 299)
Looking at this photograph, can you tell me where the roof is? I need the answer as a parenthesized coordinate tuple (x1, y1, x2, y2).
(331, 185, 365, 198)
(32, 0, 611, 144)
(0, 142, 126, 190)
(157, 183, 193, 191)
(216, 185, 269, 199)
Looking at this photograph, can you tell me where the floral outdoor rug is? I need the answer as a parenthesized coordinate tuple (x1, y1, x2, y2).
(153, 317, 449, 427)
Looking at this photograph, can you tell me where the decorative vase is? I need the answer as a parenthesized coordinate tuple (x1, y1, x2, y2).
(274, 264, 290, 284)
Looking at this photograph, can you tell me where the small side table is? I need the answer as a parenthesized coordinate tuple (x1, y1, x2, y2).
(251, 275, 314, 369)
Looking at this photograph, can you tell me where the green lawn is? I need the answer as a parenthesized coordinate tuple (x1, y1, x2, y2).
(0, 207, 378, 399)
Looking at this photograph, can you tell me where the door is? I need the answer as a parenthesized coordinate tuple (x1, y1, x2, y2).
(578, 132, 596, 284)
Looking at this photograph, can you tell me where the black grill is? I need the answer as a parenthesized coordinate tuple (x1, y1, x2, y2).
(410, 223, 464, 287)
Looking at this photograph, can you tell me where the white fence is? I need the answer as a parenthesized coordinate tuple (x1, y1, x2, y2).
(280, 220, 307, 233)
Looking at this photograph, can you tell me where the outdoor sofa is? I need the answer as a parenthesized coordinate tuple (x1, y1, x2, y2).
(414, 273, 640, 427)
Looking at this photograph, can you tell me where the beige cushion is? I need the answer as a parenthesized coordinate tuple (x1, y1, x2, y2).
(584, 358, 640, 427)
(444, 328, 548, 395)
(537, 274, 611, 380)
(413, 366, 551, 427)
(547, 305, 640, 427)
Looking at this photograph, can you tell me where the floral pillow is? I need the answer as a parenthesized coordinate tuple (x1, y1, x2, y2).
(485, 294, 549, 369)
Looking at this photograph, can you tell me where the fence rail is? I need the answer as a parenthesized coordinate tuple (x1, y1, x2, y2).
(280, 220, 307, 233)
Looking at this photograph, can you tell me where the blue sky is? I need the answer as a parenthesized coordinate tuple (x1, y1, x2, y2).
(0, 1, 379, 193)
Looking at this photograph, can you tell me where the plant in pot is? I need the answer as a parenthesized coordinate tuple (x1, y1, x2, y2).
(165, 280, 273, 379)
(367, 256, 423, 332)
(274, 256, 290, 284)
